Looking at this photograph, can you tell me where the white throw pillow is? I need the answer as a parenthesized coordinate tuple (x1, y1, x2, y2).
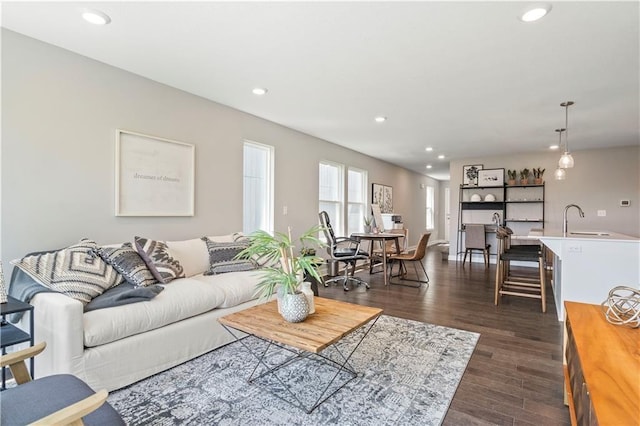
(165, 238, 210, 277)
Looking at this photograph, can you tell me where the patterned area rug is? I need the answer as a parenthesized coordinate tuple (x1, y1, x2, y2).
(109, 315, 479, 425)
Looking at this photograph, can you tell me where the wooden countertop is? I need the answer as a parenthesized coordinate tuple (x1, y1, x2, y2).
(565, 301, 640, 425)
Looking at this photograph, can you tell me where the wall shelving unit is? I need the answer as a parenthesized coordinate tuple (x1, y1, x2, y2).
(456, 183, 545, 260)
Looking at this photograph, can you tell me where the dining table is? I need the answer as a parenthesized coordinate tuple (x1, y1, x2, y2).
(350, 232, 402, 286)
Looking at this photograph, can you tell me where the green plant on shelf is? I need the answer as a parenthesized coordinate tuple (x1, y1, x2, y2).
(533, 167, 545, 183)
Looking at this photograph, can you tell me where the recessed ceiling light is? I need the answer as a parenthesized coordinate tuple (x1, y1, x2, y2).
(82, 9, 111, 25)
(426, 165, 433, 169)
(252, 87, 268, 96)
(437, 154, 445, 160)
(519, 4, 551, 22)
(374, 116, 387, 123)
(425, 147, 433, 152)
(549, 145, 560, 150)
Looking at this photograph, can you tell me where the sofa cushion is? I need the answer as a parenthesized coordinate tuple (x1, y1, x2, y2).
(165, 238, 209, 277)
(83, 277, 227, 347)
(202, 238, 257, 275)
(11, 239, 123, 305)
(95, 243, 157, 287)
(190, 270, 261, 308)
(134, 237, 185, 284)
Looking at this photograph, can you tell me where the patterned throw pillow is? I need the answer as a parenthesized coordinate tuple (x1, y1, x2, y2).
(95, 243, 157, 287)
(11, 239, 123, 305)
(134, 236, 185, 284)
(201, 237, 257, 275)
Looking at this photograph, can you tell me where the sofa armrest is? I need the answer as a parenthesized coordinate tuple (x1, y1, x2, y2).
(25, 292, 85, 378)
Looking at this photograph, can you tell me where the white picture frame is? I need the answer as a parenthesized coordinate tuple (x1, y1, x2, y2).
(477, 168, 505, 187)
(115, 129, 195, 216)
(372, 183, 393, 213)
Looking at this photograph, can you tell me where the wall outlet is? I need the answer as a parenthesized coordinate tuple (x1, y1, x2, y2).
(597, 210, 606, 217)
(282, 205, 288, 215)
(568, 245, 582, 253)
(620, 200, 630, 207)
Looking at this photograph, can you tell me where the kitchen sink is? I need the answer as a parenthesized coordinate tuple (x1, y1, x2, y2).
(570, 231, 610, 236)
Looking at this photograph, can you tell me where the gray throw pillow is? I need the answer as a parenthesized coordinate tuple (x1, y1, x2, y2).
(201, 237, 257, 275)
(134, 236, 185, 284)
(95, 243, 158, 287)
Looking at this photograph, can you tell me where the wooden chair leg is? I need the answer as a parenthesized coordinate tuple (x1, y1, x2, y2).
(539, 256, 546, 313)
(494, 257, 502, 305)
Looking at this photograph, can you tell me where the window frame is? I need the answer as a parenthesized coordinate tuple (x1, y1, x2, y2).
(242, 140, 274, 235)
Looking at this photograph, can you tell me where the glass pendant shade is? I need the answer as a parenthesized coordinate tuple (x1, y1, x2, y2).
(557, 101, 576, 169)
(554, 167, 567, 180)
(558, 152, 574, 168)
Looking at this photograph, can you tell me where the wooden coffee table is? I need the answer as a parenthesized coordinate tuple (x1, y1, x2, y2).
(219, 297, 382, 413)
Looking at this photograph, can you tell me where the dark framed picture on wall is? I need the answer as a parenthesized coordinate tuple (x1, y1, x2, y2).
(477, 168, 505, 187)
(462, 164, 483, 186)
(372, 183, 393, 213)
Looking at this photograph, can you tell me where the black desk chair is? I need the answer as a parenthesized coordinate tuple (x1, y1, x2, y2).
(319, 211, 369, 291)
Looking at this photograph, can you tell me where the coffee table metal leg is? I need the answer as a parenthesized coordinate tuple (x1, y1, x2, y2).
(221, 315, 380, 414)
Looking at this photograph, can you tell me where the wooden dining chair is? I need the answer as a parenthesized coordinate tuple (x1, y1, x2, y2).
(463, 224, 490, 267)
(387, 232, 431, 287)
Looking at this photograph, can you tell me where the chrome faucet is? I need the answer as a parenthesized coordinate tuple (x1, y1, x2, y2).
(563, 204, 585, 236)
(492, 212, 501, 227)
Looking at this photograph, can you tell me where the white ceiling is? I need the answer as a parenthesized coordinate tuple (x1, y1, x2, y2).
(2, 1, 639, 180)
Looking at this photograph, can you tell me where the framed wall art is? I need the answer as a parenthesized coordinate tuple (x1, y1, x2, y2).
(477, 168, 505, 187)
(372, 183, 393, 213)
(462, 164, 483, 186)
(115, 129, 195, 216)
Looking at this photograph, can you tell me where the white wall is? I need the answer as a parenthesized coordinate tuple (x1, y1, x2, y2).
(448, 146, 640, 255)
(1, 30, 440, 265)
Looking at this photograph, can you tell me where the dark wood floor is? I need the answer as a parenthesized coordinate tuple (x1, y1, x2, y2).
(319, 252, 570, 426)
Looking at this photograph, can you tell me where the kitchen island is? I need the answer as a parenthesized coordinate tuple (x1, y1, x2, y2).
(537, 231, 640, 321)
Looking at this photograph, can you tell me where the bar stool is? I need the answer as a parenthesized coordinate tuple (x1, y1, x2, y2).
(494, 227, 546, 312)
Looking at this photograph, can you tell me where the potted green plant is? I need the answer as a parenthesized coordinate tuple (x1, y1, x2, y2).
(238, 226, 325, 322)
(519, 168, 531, 185)
(507, 170, 517, 186)
(363, 216, 373, 233)
(533, 167, 545, 185)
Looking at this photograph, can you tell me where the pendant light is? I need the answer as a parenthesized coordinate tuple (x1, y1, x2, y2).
(554, 128, 567, 180)
(558, 101, 575, 168)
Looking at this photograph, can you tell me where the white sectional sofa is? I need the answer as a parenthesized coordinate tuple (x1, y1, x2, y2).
(14, 234, 265, 392)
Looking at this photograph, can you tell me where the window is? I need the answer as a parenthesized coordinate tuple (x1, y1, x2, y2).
(319, 161, 344, 236)
(426, 185, 435, 230)
(243, 141, 274, 235)
(347, 167, 368, 235)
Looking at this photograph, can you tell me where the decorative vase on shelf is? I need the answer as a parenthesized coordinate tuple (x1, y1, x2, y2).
(299, 281, 315, 314)
(534, 178, 543, 185)
(363, 225, 372, 233)
(507, 179, 516, 186)
(280, 291, 309, 323)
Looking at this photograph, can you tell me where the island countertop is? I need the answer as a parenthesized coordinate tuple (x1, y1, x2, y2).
(531, 230, 640, 321)
(537, 230, 639, 242)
